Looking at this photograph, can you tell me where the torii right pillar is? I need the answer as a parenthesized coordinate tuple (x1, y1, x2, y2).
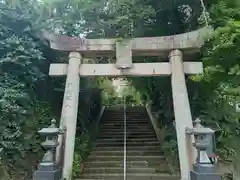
(169, 49, 196, 180)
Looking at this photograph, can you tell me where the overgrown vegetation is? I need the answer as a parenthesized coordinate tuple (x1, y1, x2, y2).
(0, 2, 53, 179)
(0, 0, 239, 179)
(0, 1, 102, 179)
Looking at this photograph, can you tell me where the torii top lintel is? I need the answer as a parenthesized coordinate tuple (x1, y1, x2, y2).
(43, 26, 213, 58)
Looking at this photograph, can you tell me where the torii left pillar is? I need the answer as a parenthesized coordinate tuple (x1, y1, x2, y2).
(55, 52, 81, 180)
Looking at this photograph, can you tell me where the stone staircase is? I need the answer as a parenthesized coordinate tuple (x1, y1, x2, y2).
(78, 106, 179, 180)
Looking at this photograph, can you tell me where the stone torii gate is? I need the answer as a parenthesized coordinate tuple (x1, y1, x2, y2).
(43, 26, 212, 180)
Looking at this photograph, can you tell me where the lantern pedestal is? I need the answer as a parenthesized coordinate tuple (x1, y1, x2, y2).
(34, 164, 62, 180)
(190, 163, 220, 180)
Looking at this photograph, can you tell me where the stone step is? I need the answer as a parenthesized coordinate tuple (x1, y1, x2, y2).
(98, 130, 155, 134)
(105, 107, 142, 110)
(85, 160, 169, 168)
(104, 112, 146, 114)
(101, 117, 125, 119)
(100, 123, 152, 127)
(95, 138, 158, 144)
(90, 151, 164, 158)
(97, 132, 156, 137)
(90, 150, 164, 156)
(97, 134, 156, 139)
(101, 122, 155, 124)
(97, 131, 156, 135)
(100, 116, 150, 122)
(101, 120, 150, 123)
(102, 119, 127, 121)
(98, 129, 154, 132)
(93, 145, 162, 151)
(99, 123, 151, 127)
(125, 115, 149, 117)
(88, 154, 164, 161)
(126, 117, 150, 119)
(125, 111, 147, 113)
(102, 114, 125, 116)
(127, 173, 179, 180)
(102, 113, 149, 120)
(102, 114, 124, 116)
(87, 155, 165, 162)
(83, 167, 170, 174)
(96, 133, 157, 140)
(79, 173, 179, 180)
(82, 167, 124, 174)
(104, 113, 148, 116)
(100, 123, 151, 126)
(96, 137, 157, 142)
(99, 124, 152, 128)
(104, 115, 149, 117)
(99, 128, 154, 132)
(106, 119, 150, 121)
(98, 127, 154, 132)
(96, 134, 156, 139)
(95, 141, 159, 147)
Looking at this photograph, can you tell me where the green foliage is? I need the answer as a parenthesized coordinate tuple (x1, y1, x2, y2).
(98, 78, 118, 105)
(190, 1, 240, 163)
(72, 153, 83, 179)
(72, 88, 102, 178)
(72, 134, 92, 178)
(162, 140, 179, 172)
(0, 1, 44, 168)
(0, 1, 59, 179)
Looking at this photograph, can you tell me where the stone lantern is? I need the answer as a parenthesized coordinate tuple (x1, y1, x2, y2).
(236, 102, 240, 113)
(193, 119, 217, 164)
(186, 118, 221, 180)
(33, 119, 64, 180)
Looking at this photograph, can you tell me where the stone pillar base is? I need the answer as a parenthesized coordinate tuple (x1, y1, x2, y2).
(33, 163, 62, 180)
(190, 164, 221, 180)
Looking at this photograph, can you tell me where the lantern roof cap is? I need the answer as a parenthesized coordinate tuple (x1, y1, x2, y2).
(38, 119, 60, 135)
(186, 118, 214, 135)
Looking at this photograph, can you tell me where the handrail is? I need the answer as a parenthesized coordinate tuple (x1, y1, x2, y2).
(123, 95, 127, 180)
